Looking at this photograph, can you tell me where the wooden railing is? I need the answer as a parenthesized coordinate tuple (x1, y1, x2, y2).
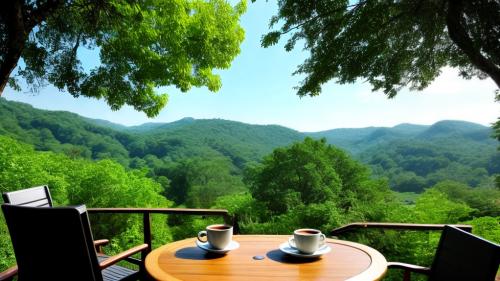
(1, 219, 476, 281)
(330, 222, 472, 236)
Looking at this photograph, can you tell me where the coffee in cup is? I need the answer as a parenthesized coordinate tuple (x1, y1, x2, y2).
(288, 228, 326, 254)
(197, 224, 233, 249)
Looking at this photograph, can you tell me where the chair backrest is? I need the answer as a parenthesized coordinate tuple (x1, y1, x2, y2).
(429, 225, 500, 281)
(2, 185, 53, 207)
(1, 204, 102, 281)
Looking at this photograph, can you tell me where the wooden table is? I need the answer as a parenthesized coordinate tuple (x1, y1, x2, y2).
(146, 235, 387, 281)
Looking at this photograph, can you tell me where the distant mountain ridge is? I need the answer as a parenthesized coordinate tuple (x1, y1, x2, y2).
(0, 98, 496, 156)
(2, 98, 494, 150)
(307, 120, 493, 153)
(86, 112, 493, 143)
(1, 98, 497, 192)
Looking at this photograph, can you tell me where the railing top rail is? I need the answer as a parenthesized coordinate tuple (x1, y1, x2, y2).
(330, 222, 473, 236)
(87, 207, 229, 216)
(0, 265, 17, 281)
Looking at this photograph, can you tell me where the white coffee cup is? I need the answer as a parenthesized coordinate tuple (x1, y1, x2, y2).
(288, 228, 326, 254)
(197, 224, 233, 250)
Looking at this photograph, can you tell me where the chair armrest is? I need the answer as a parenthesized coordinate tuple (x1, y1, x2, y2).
(0, 266, 18, 281)
(388, 262, 431, 275)
(94, 239, 110, 247)
(94, 239, 110, 253)
(99, 244, 149, 270)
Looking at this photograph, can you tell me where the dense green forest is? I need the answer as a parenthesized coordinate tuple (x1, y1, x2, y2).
(311, 121, 499, 193)
(0, 135, 173, 270)
(1, 98, 498, 195)
(0, 98, 499, 280)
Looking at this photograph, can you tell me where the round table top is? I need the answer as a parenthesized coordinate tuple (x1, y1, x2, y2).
(146, 235, 387, 281)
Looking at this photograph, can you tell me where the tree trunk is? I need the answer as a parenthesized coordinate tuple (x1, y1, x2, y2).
(0, 0, 27, 95)
(446, 0, 500, 89)
(0, 0, 62, 95)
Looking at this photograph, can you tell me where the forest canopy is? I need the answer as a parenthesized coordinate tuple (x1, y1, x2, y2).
(0, 127, 498, 280)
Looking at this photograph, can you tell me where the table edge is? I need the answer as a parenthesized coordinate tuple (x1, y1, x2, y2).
(145, 235, 388, 281)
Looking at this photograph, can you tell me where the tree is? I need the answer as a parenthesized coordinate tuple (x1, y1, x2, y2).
(0, 0, 246, 116)
(245, 137, 371, 214)
(165, 157, 246, 207)
(432, 180, 500, 217)
(0, 135, 173, 271)
(494, 116, 500, 189)
(261, 0, 500, 97)
(412, 189, 474, 223)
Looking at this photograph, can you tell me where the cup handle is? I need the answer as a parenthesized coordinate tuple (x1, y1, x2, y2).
(319, 234, 326, 247)
(288, 237, 296, 248)
(197, 230, 207, 243)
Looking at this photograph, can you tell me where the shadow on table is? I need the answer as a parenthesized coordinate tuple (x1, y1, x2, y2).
(266, 250, 320, 264)
(175, 247, 225, 260)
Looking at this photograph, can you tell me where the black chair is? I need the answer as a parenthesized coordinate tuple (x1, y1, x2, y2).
(2, 185, 110, 252)
(388, 225, 500, 281)
(1, 203, 148, 281)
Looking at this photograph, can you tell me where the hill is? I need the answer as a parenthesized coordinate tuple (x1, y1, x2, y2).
(141, 119, 303, 163)
(0, 98, 498, 192)
(0, 99, 133, 166)
(0, 98, 304, 168)
(126, 118, 196, 133)
(308, 120, 495, 153)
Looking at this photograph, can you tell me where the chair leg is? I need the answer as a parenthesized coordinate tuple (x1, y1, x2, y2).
(142, 270, 156, 281)
(403, 270, 411, 281)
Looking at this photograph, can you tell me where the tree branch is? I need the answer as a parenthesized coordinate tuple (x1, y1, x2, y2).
(446, 0, 500, 88)
(27, 0, 63, 29)
(0, 0, 65, 95)
(72, 33, 81, 59)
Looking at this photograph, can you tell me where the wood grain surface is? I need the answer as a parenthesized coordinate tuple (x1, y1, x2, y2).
(146, 235, 387, 281)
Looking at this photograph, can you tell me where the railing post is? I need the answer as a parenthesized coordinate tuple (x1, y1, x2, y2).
(403, 270, 411, 281)
(140, 212, 152, 279)
(223, 214, 240, 234)
(143, 212, 152, 255)
(231, 214, 240, 234)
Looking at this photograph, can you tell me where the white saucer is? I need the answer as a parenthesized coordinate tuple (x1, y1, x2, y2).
(279, 242, 331, 258)
(195, 240, 240, 254)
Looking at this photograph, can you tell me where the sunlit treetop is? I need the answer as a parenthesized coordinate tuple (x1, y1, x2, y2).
(0, 0, 247, 116)
(261, 0, 500, 97)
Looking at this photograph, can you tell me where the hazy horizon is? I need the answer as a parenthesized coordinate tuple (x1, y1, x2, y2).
(5, 97, 493, 134)
(91, 115, 492, 132)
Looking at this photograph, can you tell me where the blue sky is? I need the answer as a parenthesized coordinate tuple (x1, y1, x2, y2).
(3, 1, 499, 132)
